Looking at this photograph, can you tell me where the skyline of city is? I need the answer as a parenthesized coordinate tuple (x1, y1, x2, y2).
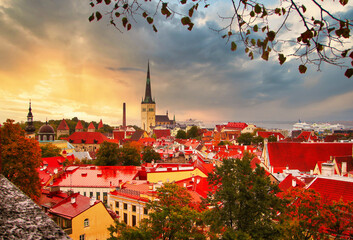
(1, 0, 353, 127)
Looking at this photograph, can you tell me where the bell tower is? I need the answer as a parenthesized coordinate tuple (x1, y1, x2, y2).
(25, 100, 36, 139)
(141, 61, 156, 133)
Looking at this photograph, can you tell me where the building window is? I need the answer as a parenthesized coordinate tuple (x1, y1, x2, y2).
(79, 234, 85, 240)
(124, 203, 128, 210)
(132, 205, 136, 212)
(132, 215, 136, 226)
(115, 211, 119, 216)
(144, 208, 148, 215)
(103, 192, 108, 204)
(84, 218, 89, 227)
(115, 201, 119, 208)
(83, 192, 86, 197)
(124, 213, 128, 224)
(96, 192, 100, 200)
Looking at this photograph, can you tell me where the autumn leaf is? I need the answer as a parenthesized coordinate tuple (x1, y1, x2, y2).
(344, 68, 353, 78)
(95, 11, 102, 21)
(299, 64, 307, 74)
(278, 54, 286, 65)
(231, 42, 237, 51)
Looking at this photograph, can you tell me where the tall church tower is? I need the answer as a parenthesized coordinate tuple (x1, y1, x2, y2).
(25, 100, 36, 139)
(141, 61, 156, 133)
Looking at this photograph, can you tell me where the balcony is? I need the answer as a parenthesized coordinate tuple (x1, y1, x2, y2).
(63, 228, 72, 235)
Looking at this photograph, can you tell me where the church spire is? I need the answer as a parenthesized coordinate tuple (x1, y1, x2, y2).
(25, 100, 35, 134)
(142, 61, 154, 104)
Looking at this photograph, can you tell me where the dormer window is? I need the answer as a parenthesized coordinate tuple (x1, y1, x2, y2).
(84, 218, 89, 227)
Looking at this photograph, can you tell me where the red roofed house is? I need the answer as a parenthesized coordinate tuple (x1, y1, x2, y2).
(67, 131, 113, 152)
(52, 166, 140, 205)
(296, 131, 319, 142)
(87, 122, 96, 132)
(75, 120, 84, 132)
(57, 119, 70, 139)
(263, 142, 353, 174)
(153, 129, 171, 139)
(307, 177, 353, 203)
(257, 131, 285, 141)
(278, 174, 306, 193)
(109, 181, 158, 227)
(48, 193, 115, 239)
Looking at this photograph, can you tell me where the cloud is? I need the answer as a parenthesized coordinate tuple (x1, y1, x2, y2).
(0, 0, 352, 127)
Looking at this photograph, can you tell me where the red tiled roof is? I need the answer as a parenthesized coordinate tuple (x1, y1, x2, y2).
(297, 131, 318, 142)
(257, 131, 284, 140)
(48, 193, 99, 219)
(250, 157, 261, 170)
(75, 120, 83, 130)
(88, 122, 95, 130)
(40, 189, 68, 209)
(52, 166, 139, 188)
(113, 131, 125, 141)
(175, 176, 211, 200)
(226, 122, 248, 130)
(57, 119, 69, 131)
(267, 142, 353, 172)
(153, 129, 171, 139)
(278, 174, 306, 192)
(98, 119, 103, 129)
(307, 177, 353, 203)
(67, 132, 109, 144)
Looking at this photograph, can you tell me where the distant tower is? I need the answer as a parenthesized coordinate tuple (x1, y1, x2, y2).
(75, 120, 84, 132)
(25, 100, 36, 139)
(123, 102, 126, 129)
(57, 119, 70, 139)
(87, 122, 96, 132)
(141, 61, 156, 133)
(98, 119, 103, 130)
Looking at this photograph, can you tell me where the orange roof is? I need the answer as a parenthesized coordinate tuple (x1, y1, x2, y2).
(57, 119, 69, 131)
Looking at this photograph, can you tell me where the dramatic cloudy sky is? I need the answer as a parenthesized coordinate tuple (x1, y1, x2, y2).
(0, 0, 352, 127)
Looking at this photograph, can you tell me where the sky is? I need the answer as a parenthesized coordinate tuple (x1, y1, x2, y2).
(0, 0, 353, 128)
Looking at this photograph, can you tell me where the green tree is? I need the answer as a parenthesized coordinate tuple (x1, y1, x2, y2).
(268, 135, 278, 142)
(252, 135, 264, 146)
(175, 129, 187, 139)
(186, 126, 200, 139)
(1, 119, 42, 203)
(40, 143, 62, 158)
(91, 0, 353, 78)
(206, 153, 284, 239)
(142, 146, 161, 163)
(118, 143, 141, 166)
(237, 132, 254, 145)
(108, 183, 207, 240)
(95, 141, 120, 166)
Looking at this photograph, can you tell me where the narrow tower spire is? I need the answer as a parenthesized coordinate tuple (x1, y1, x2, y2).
(143, 61, 154, 103)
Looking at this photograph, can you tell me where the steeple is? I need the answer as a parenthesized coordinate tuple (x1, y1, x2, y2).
(25, 100, 35, 135)
(142, 61, 154, 104)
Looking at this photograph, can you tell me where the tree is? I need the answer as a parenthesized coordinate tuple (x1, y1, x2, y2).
(0, 119, 42, 203)
(281, 188, 353, 240)
(40, 143, 62, 158)
(175, 129, 187, 139)
(187, 126, 200, 139)
(118, 143, 141, 166)
(144, 183, 206, 239)
(90, 0, 353, 78)
(237, 132, 254, 145)
(108, 183, 207, 240)
(252, 135, 264, 146)
(95, 141, 120, 166)
(142, 146, 161, 163)
(268, 135, 278, 142)
(206, 153, 284, 239)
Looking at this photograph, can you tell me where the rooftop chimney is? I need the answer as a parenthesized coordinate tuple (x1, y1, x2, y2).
(71, 196, 76, 204)
(342, 162, 347, 176)
(292, 179, 297, 188)
(123, 102, 126, 128)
